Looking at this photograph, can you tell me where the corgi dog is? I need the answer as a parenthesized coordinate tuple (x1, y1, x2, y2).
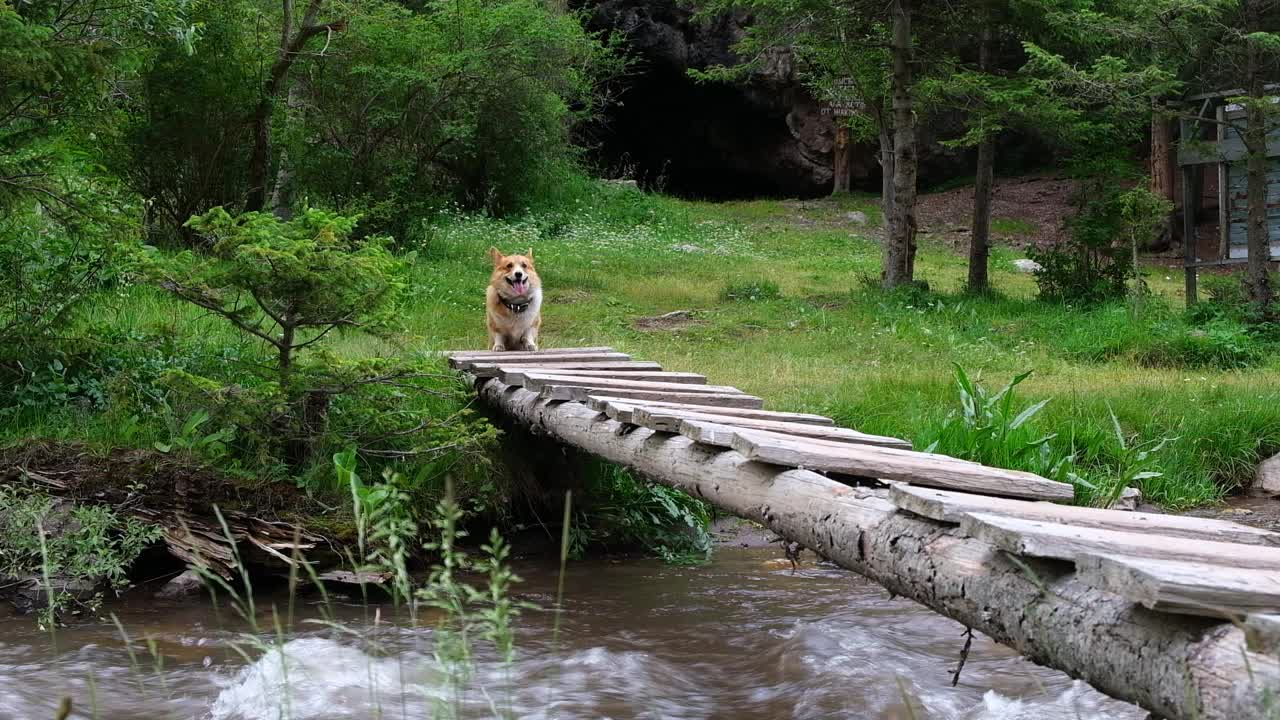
(485, 247, 542, 351)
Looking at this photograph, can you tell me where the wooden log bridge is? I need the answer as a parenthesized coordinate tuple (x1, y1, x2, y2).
(446, 347, 1280, 720)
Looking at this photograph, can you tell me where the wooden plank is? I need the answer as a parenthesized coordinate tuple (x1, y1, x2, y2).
(961, 513, 1280, 571)
(890, 485, 1280, 547)
(1075, 554, 1280, 619)
(446, 346, 614, 359)
(519, 373, 745, 395)
(675, 419, 742, 447)
(467, 361, 663, 378)
(1247, 614, 1280, 654)
(551, 386, 764, 408)
(499, 368, 706, 384)
(452, 352, 629, 370)
(631, 407, 911, 450)
(587, 396, 833, 426)
(731, 430, 1074, 502)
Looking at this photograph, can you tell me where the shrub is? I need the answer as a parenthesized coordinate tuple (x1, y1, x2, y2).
(1029, 177, 1167, 305)
(570, 464, 713, 564)
(0, 186, 139, 360)
(0, 488, 161, 624)
(287, 0, 620, 236)
(1136, 317, 1264, 369)
(921, 365, 1076, 484)
(721, 279, 781, 302)
(145, 207, 407, 467)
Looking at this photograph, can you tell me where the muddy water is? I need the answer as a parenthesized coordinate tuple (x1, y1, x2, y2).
(0, 549, 1144, 720)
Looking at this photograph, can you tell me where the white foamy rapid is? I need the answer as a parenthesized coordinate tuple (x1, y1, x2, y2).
(209, 638, 443, 720)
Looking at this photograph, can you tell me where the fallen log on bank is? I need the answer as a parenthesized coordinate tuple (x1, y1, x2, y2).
(475, 378, 1280, 720)
(1, 443, 331, 581)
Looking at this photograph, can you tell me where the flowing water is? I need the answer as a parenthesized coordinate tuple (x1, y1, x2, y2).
(0, 548, 1145, 720)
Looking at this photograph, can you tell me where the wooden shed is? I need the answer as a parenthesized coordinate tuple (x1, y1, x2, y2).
(1170, 87, 1280, 302)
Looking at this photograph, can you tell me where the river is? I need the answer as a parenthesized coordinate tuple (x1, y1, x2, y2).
(0, 548, 1145, 720)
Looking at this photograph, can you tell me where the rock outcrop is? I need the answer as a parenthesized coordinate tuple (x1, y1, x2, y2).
(583, 0, 972, 198)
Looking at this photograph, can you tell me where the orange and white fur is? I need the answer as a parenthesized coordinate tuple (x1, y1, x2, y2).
(485, 247, 542, 351)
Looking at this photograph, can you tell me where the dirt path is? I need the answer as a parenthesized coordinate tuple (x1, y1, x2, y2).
(915, 174, 1076, 250)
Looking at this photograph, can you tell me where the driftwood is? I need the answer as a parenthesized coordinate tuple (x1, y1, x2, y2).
(474, 377, 1279, 720)
(8, 455, 325, 580)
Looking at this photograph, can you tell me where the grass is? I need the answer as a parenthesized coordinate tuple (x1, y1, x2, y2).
(7, 183, 1280, 511)
(392, 189, 1277, 509)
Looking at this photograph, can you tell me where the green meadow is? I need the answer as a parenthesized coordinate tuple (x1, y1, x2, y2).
(15, 184, 1277, 512)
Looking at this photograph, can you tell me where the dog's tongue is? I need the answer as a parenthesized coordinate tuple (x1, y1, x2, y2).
(512, 279, 527, 296)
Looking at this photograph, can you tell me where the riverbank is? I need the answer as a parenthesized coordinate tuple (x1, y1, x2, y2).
(3, 180, 1279, 618)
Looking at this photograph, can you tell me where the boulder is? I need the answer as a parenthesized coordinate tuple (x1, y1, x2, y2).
(1013, 258, 1043, 274)
(1108, 486, 1143, 511)
(155, 569, 206, 600)
(846, 211, 869, 225)
(1251, 452, 1280, 497)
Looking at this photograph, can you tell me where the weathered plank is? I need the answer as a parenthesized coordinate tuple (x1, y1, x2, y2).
(467, 361, 663, 378)
(890, 485, 1280, 547)
(588, 396, 833, 426)
(519, 373, 745, 395)
(1247, 614, 1280, 655)
(1076, 554, 1280, 619)
(446, 346, 614, 359)
(629, 407, 910, 449)
(500, 368, 707, 385)
(732, 430, 1074, 502)
(452, 352, 630, 370)
(552, 386, 764, 408)
(961, 513, 1280, 571)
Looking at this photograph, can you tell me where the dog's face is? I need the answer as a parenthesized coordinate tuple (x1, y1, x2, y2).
(488, 247, 540, 298)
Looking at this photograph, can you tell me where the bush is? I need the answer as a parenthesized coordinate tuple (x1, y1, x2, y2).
(921, 365, 1076, 485)
(0, 487, 161, 623)
(721, 279, 781, 302)
(570, 464, 713, 564)
(1030, 177, 1167, 304)
(0, 181, 139, 361)
(920, 365, 1173, 507)
(288, 0, 620, 237)
(145, 207, 407, 467)
(1137, 317, 1265, 369)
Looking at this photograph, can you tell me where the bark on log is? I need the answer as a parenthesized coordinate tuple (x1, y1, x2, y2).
(475, 378, 1280, 720)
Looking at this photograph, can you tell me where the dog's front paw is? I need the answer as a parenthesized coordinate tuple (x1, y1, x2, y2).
(490, 342, 506, 352)
(522, 341, 538, 352)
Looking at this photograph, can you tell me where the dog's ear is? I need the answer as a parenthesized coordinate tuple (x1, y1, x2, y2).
(525, 247, 535, 264)
(488, 247, 503, 267)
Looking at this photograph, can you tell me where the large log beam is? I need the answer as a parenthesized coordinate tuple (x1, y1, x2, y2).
(476, 379, 1280, 720)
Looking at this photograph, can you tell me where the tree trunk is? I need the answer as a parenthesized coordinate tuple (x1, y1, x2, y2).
(1244, 0, 1274, 317)
(878, 128, 895, 222)
(832, 125, 851, 195)
(967, 24, 995, 294)
(883, 0, 918, 289)
(475, 378, 1280, 720)
(969, 140, 995, 293)
(245, 1, 342, 213)
(269, 83, 303, 220)
(1151, 98, 1176, 250)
